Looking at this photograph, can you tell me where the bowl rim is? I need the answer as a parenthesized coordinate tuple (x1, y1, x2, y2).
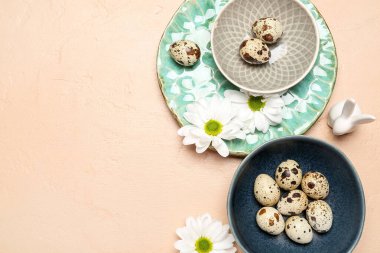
(227, 135, 366, 253)
(211, 0, 320, 94)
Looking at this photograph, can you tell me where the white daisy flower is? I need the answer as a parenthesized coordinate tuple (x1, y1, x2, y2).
(224, 89, 285, 134)
(178, 95, 245, 157)
(174, 213, 237, 253)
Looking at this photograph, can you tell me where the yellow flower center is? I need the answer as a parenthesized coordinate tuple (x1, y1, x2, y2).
(248, 96, 266, 111)
(195, 237, 213, 253)
(204, 119, 223, 136)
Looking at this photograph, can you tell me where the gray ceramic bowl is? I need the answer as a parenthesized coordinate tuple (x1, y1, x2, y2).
(211, 0, 319, 94)
(227, 136, 365, 253)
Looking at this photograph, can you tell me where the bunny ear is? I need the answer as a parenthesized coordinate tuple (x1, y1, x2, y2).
(342, 99, 356, 117)
(352, 114, 376, 125)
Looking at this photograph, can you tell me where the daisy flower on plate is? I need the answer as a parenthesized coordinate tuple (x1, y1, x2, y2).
(175, 213, 237, 253)
(224, 89, 285, 134)
(178, 95, 245, 157)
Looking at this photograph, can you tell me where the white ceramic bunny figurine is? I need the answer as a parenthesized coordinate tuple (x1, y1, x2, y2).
(328, 99, 376, 135)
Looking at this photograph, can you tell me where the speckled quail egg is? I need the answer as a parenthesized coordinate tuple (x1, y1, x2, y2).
(301, 171, 330, 200)
(275, 160, 302, 190)
(169, 40, 201, 66)
(285, 216, 313, 244)
(306, 200, 333, 233)
(256, 207, 285, 235)
(252, 17, 283, 44)
(254, 174, 281, 206)
(239, 38, 271, 65)
(277, 189, 308, 216)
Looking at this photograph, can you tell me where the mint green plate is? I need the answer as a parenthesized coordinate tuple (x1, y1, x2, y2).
(157, 0, 337, 157)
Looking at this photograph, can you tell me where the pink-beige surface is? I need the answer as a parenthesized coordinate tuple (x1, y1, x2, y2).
(0, 0, 379, 252)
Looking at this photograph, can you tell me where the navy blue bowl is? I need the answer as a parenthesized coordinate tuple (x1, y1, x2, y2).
(228, 136, 365, 253)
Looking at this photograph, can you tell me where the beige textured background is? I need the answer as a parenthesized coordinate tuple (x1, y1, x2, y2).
(0, 0, 379, 252)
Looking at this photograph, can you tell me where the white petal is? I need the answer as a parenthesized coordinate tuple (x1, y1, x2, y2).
(239, 89, 251, 96)
(199, 213, 212, 220)
(183, 135, 198, 145)
(248, 119, 256, 132)
(214, 99, 233, 124)
(197, 98, 208, 108)
(178, 125, 195, 136)
(213, 234, 235, 249)
(209, 95, 221, 112)
(186, 217, 202, 237)
(262, 123, 269, 133)
(212, 137, 229, 157)
(174, 240, 194, 251)
(176, 227, 196, 242)
(232, 118, 245, 128)
(186, 103, 198, 113)
(219, 131, 234, 140)
(266, 115, 283, 125)
(201, 213, 213, 223)
(235, 131, 246, 140)
(236, 107, 253, 121)
(220, 123, 236, 137)
(213, 224, 230, 242)
(186, 101, 208, 121)
(192, 99, 212, 121)
(196, 145, 209, 154)
(184, 112, 204, 127)
(254, 112, 270, 133)
(263, 106, 282, 115)
(243, 119, 256, 134)
(198, 213, 213, 233)
(193, 85, 216, 101)
(203, 84, 217, 94)
(213, 240, 234, 250)
(212, 247, 235, 253)
(263, 108, 283, 125)
(205, 221, 223, 241)
(224, 90, 248, 104)
(265, 97, 284, 108)
(198, 134, 213, 144)
(220, 124, 245, 140)
(190, 127, 209, 140)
